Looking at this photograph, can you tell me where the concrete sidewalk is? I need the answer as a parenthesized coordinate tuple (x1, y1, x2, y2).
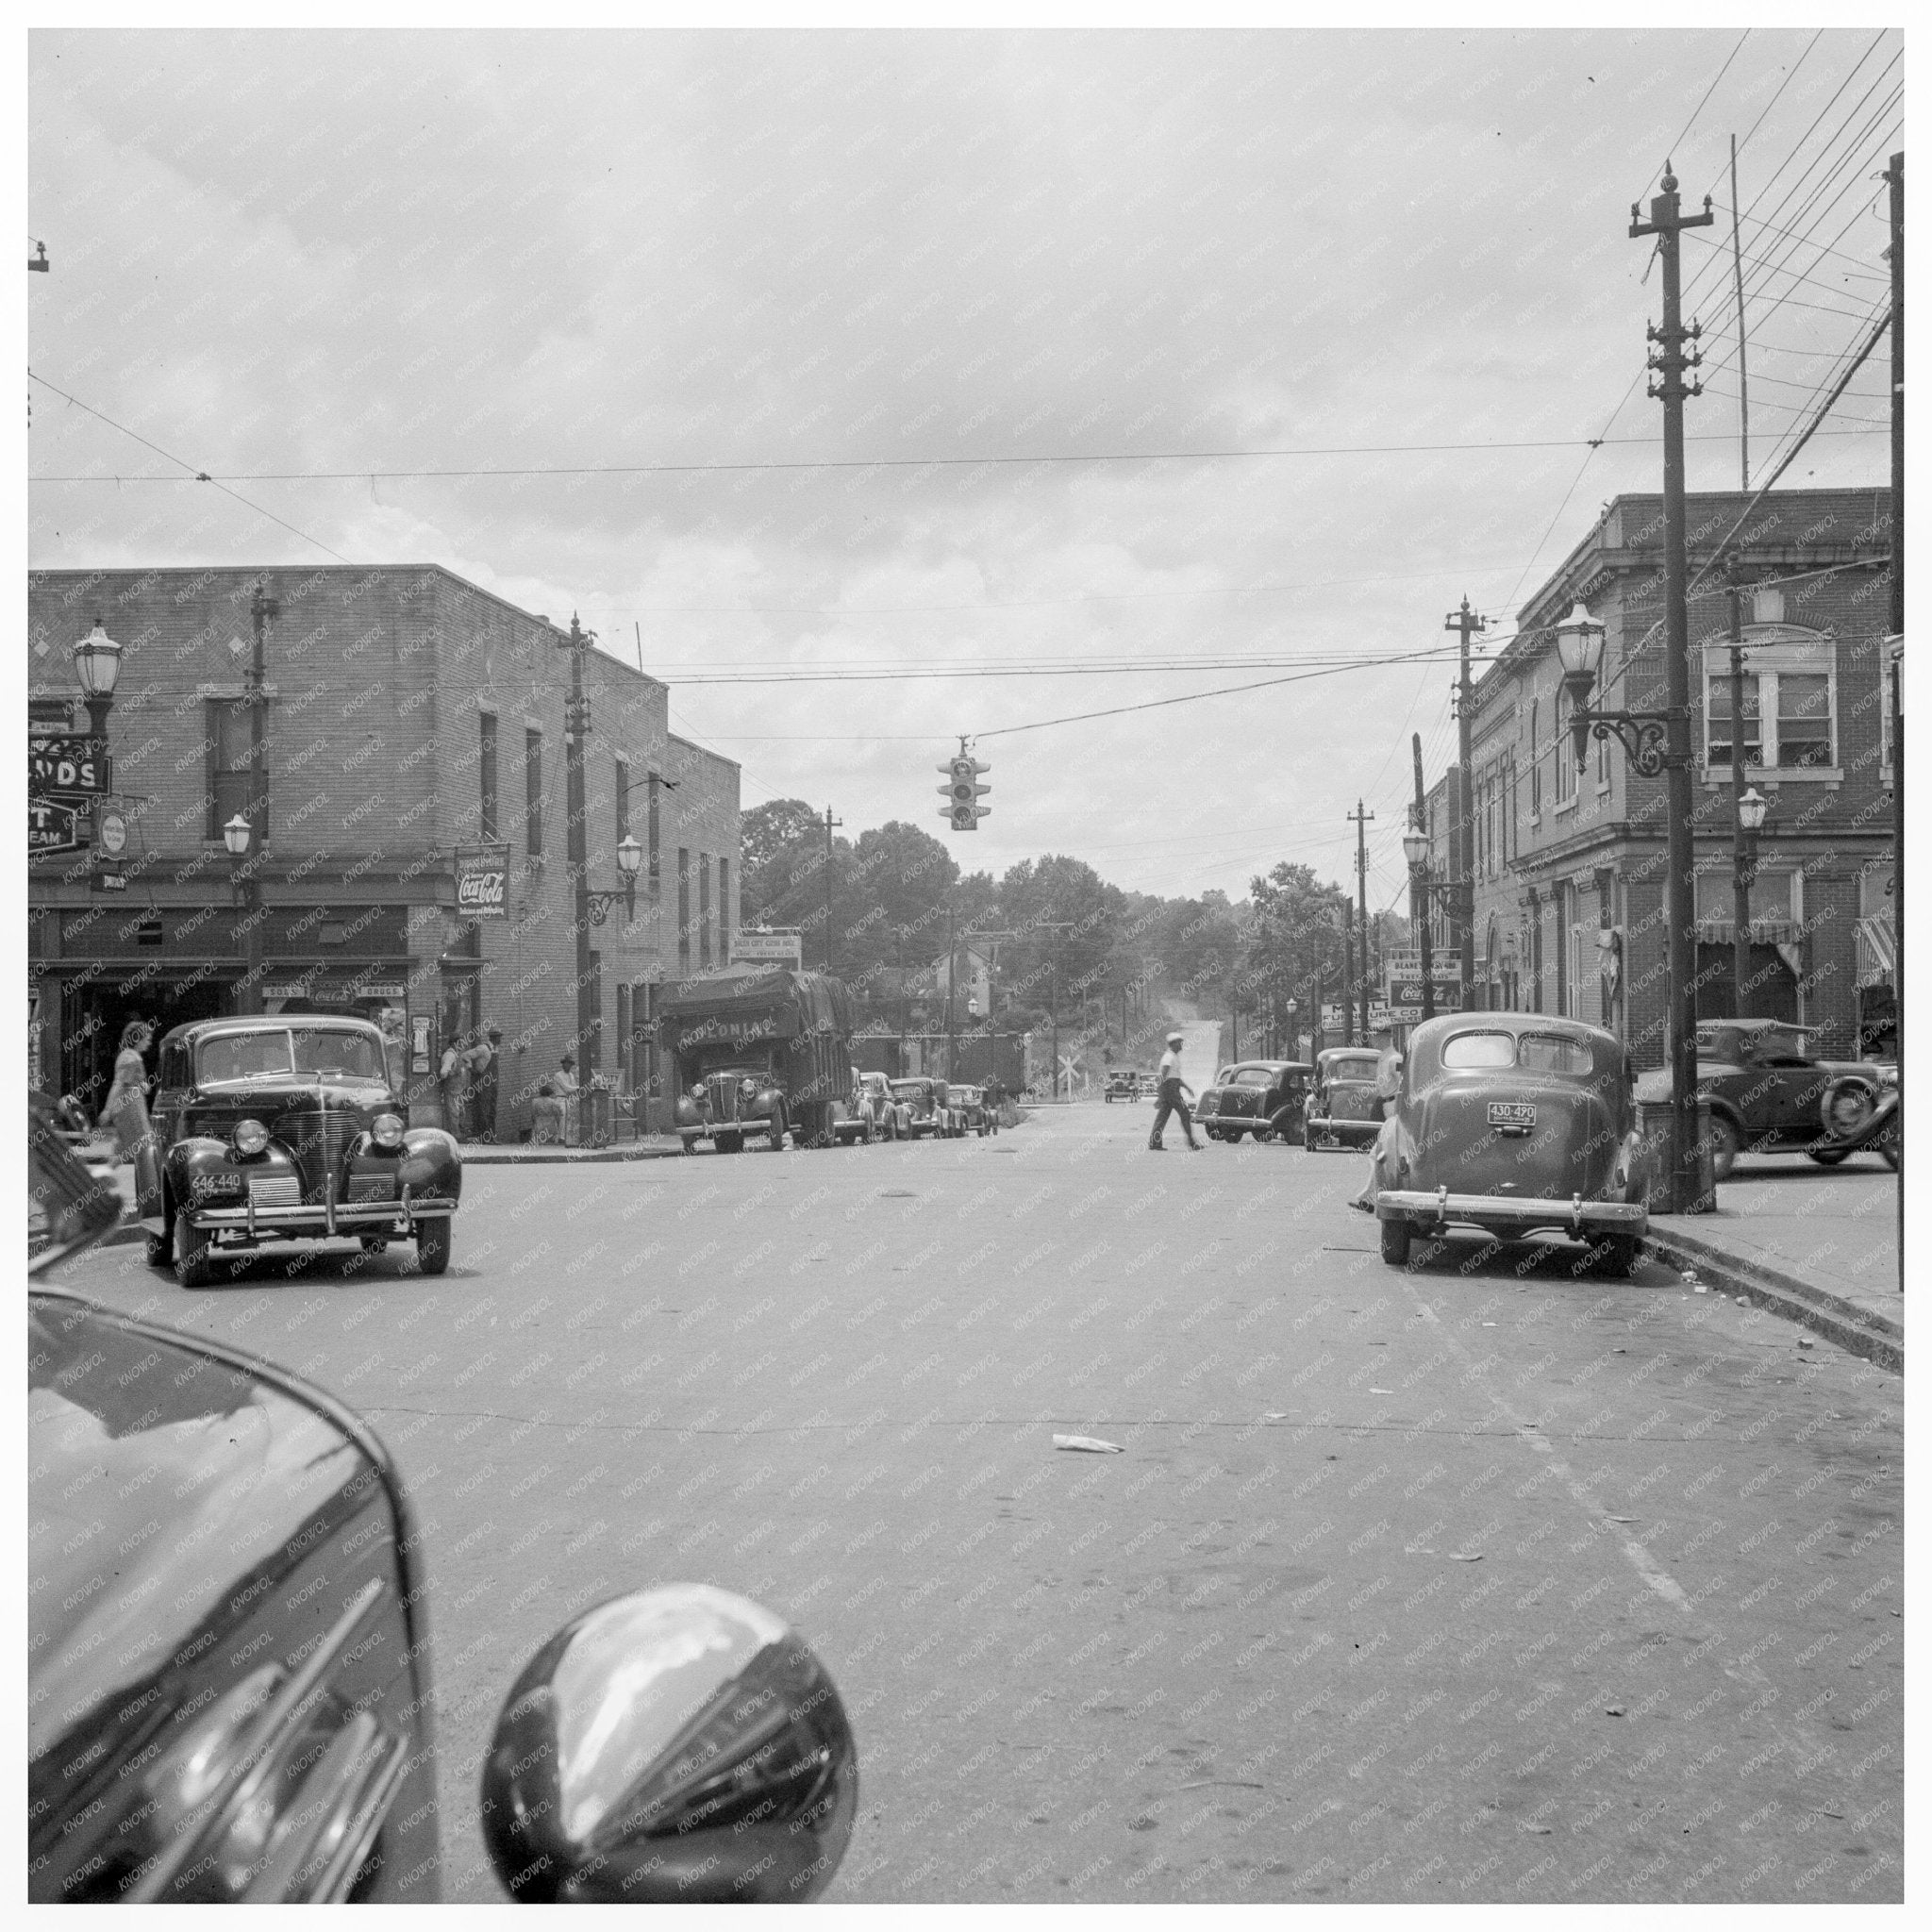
(1644, 1158, 1902, 1371)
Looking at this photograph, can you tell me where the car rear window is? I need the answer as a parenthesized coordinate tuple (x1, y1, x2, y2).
(1441, 1030, 1593, 1074)
(1328, 1054, 1380, 1077)
(1231, 1069, 1274, 1087)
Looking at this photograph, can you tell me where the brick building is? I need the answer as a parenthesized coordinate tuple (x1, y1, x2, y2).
(1454, 487, 1894, 1065)
(28, 565, 740, 1131)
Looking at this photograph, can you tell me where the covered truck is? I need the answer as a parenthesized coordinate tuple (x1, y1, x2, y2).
(660, 966, 857, 1152)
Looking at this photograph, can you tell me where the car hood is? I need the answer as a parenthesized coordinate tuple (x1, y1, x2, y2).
(28, 1296, 366, 1765)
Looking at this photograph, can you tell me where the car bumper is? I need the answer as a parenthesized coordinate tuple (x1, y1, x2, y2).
(1305, 1115, 1379, 1144)
(1374, 1188, 1647, 1239)
(182, 1191, 458, 1238)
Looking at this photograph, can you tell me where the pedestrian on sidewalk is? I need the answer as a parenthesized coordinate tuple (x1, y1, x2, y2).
(439, 1034, 468, 1140)
(466, 1026, 501, 1142)
(100, 1021, 154, 1164)
(1148, 1031, 1202, 1151)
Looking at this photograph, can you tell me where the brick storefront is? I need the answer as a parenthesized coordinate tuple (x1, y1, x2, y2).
(1459, 488, 1894, 1065)
(28, 565, 740, 1133)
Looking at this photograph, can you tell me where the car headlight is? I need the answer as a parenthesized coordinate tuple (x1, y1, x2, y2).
(371, 1112, 406, 1150)
(232, 1118, 269, 1157)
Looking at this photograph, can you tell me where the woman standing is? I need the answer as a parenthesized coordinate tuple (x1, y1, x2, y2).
(100, 1022, 153, 1163)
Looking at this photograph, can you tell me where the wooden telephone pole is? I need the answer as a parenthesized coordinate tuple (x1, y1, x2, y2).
(1349, 799, 1374, 1042)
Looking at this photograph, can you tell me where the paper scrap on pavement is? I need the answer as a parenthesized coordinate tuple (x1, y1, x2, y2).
(1449, 1551, 1484, 1562)
(1369, 1388, 1392, 1395)
(1053, 1434, 1124, 1454)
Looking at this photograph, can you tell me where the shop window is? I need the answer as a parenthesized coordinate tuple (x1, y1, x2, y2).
(205, 698, 265, 841)
(479, 712, 498, 840)
(525, 728, 542, 857)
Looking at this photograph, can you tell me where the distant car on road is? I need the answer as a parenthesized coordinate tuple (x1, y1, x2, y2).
(1693, 1020, 1899, 1176)
(1104, 1071, 1141, 1103)
(855, 1070, 909, 1141)
(891, 1075, 958, 1138)
(1360, 1011, 1650, 1276)
(135, 1016, 461, 1286)
(947, 1084, 991, 1136)
(1197, 1060, 1311, 1142)
(1304, 1047, 1386, 1149)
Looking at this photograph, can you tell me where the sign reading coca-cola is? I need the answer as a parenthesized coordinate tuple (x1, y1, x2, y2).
(455, 842, 509, 919)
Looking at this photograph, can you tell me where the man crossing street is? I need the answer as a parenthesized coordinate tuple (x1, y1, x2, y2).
(1148, 1030, 1203, 1151)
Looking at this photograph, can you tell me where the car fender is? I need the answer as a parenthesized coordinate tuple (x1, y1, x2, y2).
(398, 1127, 463, 1200)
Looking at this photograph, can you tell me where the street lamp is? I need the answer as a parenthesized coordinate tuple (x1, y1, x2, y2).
(1731, 785, 1768, 1012)
(72, 617, 124, 743)
(1285, 997, 1298, 1059)
(1402, 820, 1456, 1022)
(586, 833, 643, 926)
(224, 812, 261, 1008)
(1555, 601, 1674, 776)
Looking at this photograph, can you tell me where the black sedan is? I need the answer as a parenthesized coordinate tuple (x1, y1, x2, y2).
(1196, 1060, 1311, 1142)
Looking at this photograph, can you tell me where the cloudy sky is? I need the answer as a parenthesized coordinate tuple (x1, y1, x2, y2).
(28, 25, 1900, 913)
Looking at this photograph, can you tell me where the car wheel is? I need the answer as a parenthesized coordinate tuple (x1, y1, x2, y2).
(1820, 1074, 1879, 1141)
(1878, 1114, 1900, 1171)
(1303, 1123, 1318, 1152)
(1707, 1113, 1740, 1182)
(145, 1193, 175, 1270)
(766, 1107, 788, 1151)
(862, 1117, 876, 1145)
(1593, 1233, 1640, 1278)
(1251, 1120, 1274, 1144)
(175, 1216, 216, 1289)
(415, 1217, 452, 1275)
(1378, 1217, 1411, 1267)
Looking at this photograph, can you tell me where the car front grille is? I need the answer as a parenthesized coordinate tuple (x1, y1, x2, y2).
(704, 1076, 742, 1123)
(248, 1174, 301, 1208)
(277, 1111, 359, 1204)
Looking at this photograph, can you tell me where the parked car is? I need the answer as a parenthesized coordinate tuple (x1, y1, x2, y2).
(133, 1016, 461, 1288)
(1693, 1020, 1899, 1176)
(1197, 1060, 1310, 1142)
(855, 1070, 910, 1141)
(1304, 1047, 1387, 1149)
(891, 1075, 958, 1138)
(1359, 1012, 1650, 1276)
(947, 1084, 991, 1136)
(28, 1091, 123, 1275)
(26, 1287, 858, 1904)
(1104, 1071, 1140, 1103)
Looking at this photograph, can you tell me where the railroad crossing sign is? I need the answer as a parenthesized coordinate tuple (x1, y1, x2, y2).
(28, 796, 86, 856)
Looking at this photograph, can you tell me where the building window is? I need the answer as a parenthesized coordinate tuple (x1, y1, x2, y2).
(677, 847, 691, 974)
(525, 728, 542, 857)
(615, 756, 630, 848)
(1529, 701, 1541, 816)
(718, 857, 730, 960)
(615, 983, 630, 1090)
(479, 713, 498, 840)
(699, 853, 712, 968)
(1595, 705, 1612, 788)
(1702, 640, 1837, 773)
(1554, 691, 1577, 805)
(205, 698, 264, 841)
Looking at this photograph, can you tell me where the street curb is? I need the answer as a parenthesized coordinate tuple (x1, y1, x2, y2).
(457, 1143, 683, 1164)
(1642, 1225, 1904, 1374)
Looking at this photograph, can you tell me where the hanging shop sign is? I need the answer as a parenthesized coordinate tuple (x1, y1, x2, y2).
(455, 842, 510, 919)
(29, 734, 109, 797)
(29, 796, 86, 856)
(730, 927, 803, 966)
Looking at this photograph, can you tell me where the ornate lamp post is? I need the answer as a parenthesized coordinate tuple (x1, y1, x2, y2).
(1401, 824, 1439, 1023)
(585, 833, 643, 925)
(1554, 602, 1674, 775)
(1732, 785, 1768, 1012)
(72, 618, 124, 749)
(224, 812, 260, 1009)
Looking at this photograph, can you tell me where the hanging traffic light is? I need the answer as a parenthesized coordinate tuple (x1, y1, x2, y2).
(937, 750, 991, 832)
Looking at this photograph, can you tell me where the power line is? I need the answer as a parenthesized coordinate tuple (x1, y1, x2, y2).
(27, 371, 354, 565)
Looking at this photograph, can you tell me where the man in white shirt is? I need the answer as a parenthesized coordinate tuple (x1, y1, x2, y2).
(1148, 1032, 1203, 1151)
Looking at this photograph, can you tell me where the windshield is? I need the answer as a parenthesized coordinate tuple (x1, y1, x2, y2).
(1326, 1054, 1380, 1078)
(198, 1028, 386, 1086)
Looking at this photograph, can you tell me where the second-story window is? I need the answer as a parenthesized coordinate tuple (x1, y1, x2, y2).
(525, 727, 543, 857)
(1554, 690, 1577, 805)
(615, 755, 630, 850)
(206, 697, 264, 841)
(699, 853, 711, 967)
(1529, 700, 1541, 816)
(480, 713, 498, 840)
(647, 774, 661, 895)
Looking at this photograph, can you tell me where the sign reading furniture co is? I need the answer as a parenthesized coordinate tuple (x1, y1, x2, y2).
(455, 843, 510, 919)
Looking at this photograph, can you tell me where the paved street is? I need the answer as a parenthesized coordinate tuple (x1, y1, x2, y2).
(58, 1106, 1904, 1904)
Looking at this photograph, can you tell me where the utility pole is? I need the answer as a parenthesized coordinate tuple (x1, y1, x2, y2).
(240, 580, 279, 1015)
(1888, 149, 1904, 1274)
(561, 617, 597, 1072)
(1412, 731, 1435, 1022)
(1035, 920, 1074, 1099)
(1349, 799, 1374, 1042)
(821, 806, 842, 976)
(1341, 900, 1354, 1046)
(1446, 597, 1487, 1014)
(1727, 559, 1752, 1017)
(1729, 133, 1750, 490)
(1632, 160, 1714, 1215)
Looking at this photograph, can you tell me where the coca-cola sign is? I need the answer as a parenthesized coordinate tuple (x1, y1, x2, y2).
(455, 842, 509, 919)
